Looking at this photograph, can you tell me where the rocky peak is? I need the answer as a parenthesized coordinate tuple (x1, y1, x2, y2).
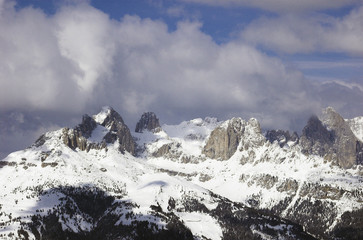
(61, 107, 136, 155)
(203, 117, 265, 160)
(300, 108, 363, 168)
(76, 114, 97, 138)
(96, 107, 136, 155)
(266, 130, 299, 147)
(135, 112, 161, 133)
(300, 115, 334, 157)
(321, 107, 362, 168)
(93, 106, 126, 127)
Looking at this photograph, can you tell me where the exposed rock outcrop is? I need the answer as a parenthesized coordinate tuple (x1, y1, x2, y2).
(266, 130, 299, 147)
(321, 107, 363, 168)
(300, 107, 363, 168)
(62, 115, 102, 152)
(98, 107, 136, 155)
(300, 115, 334, 157)
(203, 118, 265, 160)
(135, 112, 161, 133)
(62, 107, 136, 155)
(203, 118, 244, 160)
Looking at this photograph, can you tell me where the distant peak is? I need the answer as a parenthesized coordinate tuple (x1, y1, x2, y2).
(135, 112, 161, 133)
(93, 106, 113, 125)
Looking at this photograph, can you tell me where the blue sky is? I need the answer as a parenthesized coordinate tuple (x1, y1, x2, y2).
(0, 0, 363, 158)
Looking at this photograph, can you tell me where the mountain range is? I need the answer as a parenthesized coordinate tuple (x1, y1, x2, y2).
(0, 106, 362, 240)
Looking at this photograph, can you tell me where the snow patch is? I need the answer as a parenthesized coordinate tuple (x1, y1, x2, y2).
(93, 106, 111, 124)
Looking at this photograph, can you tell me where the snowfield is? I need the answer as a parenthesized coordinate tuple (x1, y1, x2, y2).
(0, 109, 362, 239)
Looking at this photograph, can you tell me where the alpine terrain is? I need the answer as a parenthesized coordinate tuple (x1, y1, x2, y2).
(0, 106, 362, 240)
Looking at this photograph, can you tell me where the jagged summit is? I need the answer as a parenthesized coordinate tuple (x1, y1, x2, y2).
(203, 117, 265, 160)
(135, 112, 161, 133)
(1, 106, 363, 239)
(299, 107, 363, 168)
(92, 106, 126, 126)
(321, 107, 363, 168)
(59, 106, 136, 155)
(265, 129, 299, 147)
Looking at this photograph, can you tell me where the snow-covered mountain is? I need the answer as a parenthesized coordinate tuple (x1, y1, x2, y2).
(0, 106, 362, 239)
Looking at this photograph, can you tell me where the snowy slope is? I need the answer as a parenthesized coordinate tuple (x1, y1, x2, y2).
(347, 116, 363, 142)
(0, 110, 316, 240)
(138, 116, 363, 239)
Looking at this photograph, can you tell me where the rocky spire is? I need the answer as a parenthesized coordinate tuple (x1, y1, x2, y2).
(321, 107, 361, 168)
(265, 130, 299, 147)
(62, 114, 100, 152)
(98, 107, 136, 155)
(300, 107, 363, 169)
(62, 107, 136, 155)
(300, 115, 334, 157)
(135, 112, 161, 133)
(203, 118, 265, 160)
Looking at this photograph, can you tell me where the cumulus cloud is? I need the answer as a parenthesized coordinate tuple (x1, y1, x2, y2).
(0, 2, 83, 112)
(0, 1, 362, 158)
(241, 6, 363, 55)
(94, 18, 319, 129)
(180, 0, 360, 13)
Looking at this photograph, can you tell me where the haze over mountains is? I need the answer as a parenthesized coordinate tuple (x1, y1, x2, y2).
(0, 106, 362, 239)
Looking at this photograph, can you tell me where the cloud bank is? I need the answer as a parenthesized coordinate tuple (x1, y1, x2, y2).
(241, 6, 363, 55)
(180, 0, 360, 13)
(0, 2, 320, 126)
(0, 1, 362, 157)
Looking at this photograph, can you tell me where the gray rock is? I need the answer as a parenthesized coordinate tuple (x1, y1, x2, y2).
(100, 107, 136, 155)
(300, 107, 363, 168)
(152, 142, 181, 159)
(62, 108, 136, 155)
(266, 130, 299, 147)
(135, 112, 161, 133)
(202, 118, 245, 160)
(300, 115, 334, 157)
(77, 115, 97, 138)
(321, 107, 362, 168)
(62, 114, 99, 151)
(203, 118, 265, 160)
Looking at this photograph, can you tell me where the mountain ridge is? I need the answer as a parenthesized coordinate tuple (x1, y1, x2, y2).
(0, 106, 362, 239)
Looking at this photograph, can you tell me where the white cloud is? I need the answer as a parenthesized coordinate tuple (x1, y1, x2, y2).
(54, 3, 116, 94)
(0, 1, 322, 130)
(97, 17, 319, 129)
(1, 0, 362, 161)
(241, 6, 363, 55)
(294, 60, 363, 70)
(0, 3, 84, 112)
(180, 0, 360, 13)
(166, 5, 185, 17)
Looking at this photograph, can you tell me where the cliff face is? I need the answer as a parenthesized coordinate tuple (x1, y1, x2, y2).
(202, 118, 265, 160)
(100, 107, 136, 155)
(300, 115, 335, 157)
(62, 114, 107, 152)
(321, 107, 363, 168)
(300, 107, 363, 169)
(61, 107, 136, 155)
(265, 129, 298, 147)
(135, 112, 161, 133)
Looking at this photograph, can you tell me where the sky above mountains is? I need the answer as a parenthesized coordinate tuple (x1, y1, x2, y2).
(0, 0, 363, 158)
